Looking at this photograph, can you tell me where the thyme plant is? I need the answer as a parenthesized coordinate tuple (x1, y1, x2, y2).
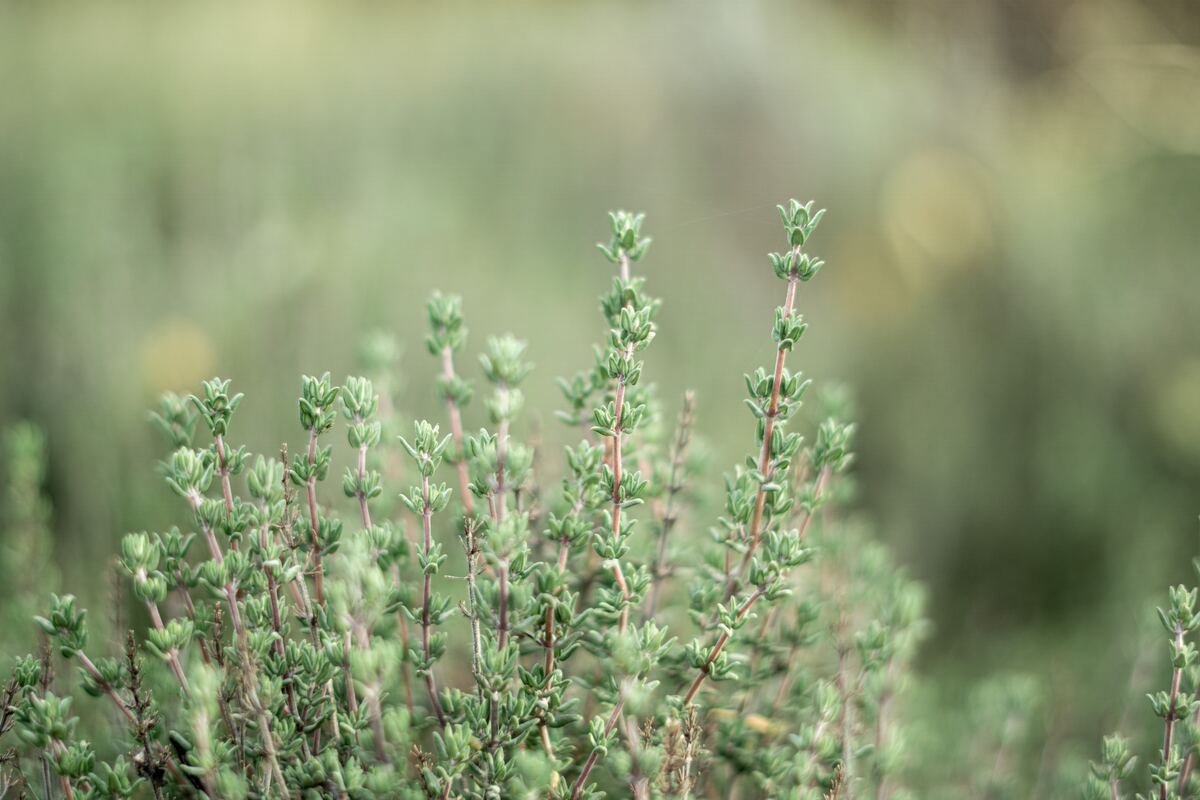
(0, 201, 927, 799)
(1086, 579, 1200, 800)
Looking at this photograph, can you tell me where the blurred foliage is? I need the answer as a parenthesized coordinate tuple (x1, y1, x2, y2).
(1, 423, 59, 657)
(3, 0, 1200, 795)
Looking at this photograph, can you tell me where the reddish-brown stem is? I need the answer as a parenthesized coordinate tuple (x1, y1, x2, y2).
(193, 503, 224, 565)
(76, 651, 137, 726)
(421, 474, 446, 727)
(728, 465, 829, 602)
(537, 521, 575, 764)
(306, 428, 325, 606)
(570, 696, 626, 800)
(187, 490, 286, 786)
(146, 601, 191, 696)
(725, 271, 799, 600)
(173, 577, 213, 670)
(356, 436, 372, 530)
(49, 743, 74, 800)
(258, 513, 310, 760)
(256, 513, 287, 660)
(1162, 627, 1186, 800)
(682, 586, 766, 706)
(210, 433, 239, 553)
(609, 380, 632, 633)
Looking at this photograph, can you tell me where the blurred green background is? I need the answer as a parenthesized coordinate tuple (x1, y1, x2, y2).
(3, 0, 1200, 793)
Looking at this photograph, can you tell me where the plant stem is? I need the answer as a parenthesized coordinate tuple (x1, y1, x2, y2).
(75, 651, 136, 726)
(350, 413, 388, 760)
(609, 379, 632, 634)
(646, 391, 695, 620)
(728, 465, 829, 603)
(464, 521, 484, 695)
(186, 493, 287, 792)
(305, 427, 325, 607)
(569, 696, 626, 800)
(257, 510, 312, 761)
(214, 434, 236, 515)
(145, 601, 191, 696)
(421, 474, 446, 727)
(683, 586, 767, 706)
(1161, 626, 1186, 800)
(726, 265, 799, 598)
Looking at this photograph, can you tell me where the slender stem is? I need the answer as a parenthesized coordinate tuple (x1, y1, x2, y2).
(489, 556, 511, 748)
(212, 433, 238, 553)
(40, 755, 53, 800)
(1162, 626, 1186, 800)
(1177, 660, 1200, 793)
(725, 269, 799, 599)
(350, 415, 388, 759)
(728, 466, 829, 603)
(305, 427, 325, 606)
(214, 434, 235, 514)
(683, 587, 766, 706)
(277, 453, 316, 626)
(609, 380, 632, 634)
(355, 436, 373, 531)
(186, 490, 287, 790)
(51, 748, 73, 800)
(646, 392, 694, 619)
(464, 521, 484, 695)
(545, 543, 570, 677)
(258, 509, 310, 761)
(538, 514, 576, 765)
(145, 601, 190, 696)
(75, 651, 136, 726)
(569, 696, 626, 800)
(421, 474, 447, 727)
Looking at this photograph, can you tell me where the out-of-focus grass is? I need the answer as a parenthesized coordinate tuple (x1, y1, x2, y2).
(4, 0, 1200, 790)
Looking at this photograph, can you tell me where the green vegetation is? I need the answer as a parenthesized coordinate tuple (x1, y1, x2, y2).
(0, 204, 928, 798)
